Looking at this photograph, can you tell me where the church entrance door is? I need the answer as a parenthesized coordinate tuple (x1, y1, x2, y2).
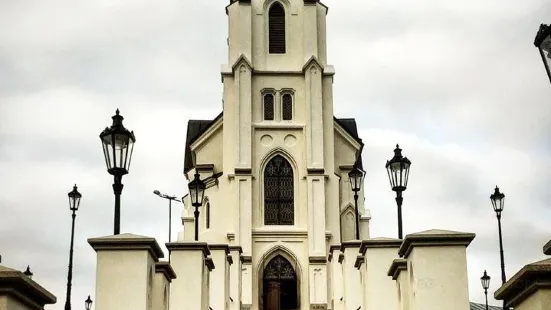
(262, 255, 298, 310)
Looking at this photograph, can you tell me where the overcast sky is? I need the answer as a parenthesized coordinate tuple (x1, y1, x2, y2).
(1, 0, 550, 309)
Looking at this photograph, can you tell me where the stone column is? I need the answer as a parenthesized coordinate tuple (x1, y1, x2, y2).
(495, 257, 551, 310)
(229, 246, 243, 310)
(152, 261, 176, 310)
(328, 245, 343, 310)
(360, 238, 401, 310)
(397, 229, 475, 310)
(309, 256, 328, 310)
(340, 241, 362, 310)
(388, 258, 408, 310)
(166, 242, 213, 310)
(209, 244, 231, 310)
(88, 234, 164, 310)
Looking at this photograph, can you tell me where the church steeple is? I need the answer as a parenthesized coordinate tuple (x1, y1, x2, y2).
(225, 0, 329, 71)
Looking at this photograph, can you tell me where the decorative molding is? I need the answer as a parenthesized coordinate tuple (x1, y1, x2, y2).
(229, 245, 243, 254)
(252, 229, 308, 238)
(189, 117, 224, 152)
(307, 168, 325, 175)
(340, 240, 362, 252)
(205, 257, 215, 271)
(227, 254, 233, 265)
(165, 242, 210, 257)
(155, 261, 177, 282)
(227, 233, 236, 242)
(354, 255, 365, 269)
(325, 231, 332, 241)
(241, 255, 252, 264)
(387, 258, 407, 280)
(241, 304, 252, 310)
(88, 235, 165, 261)
(398, 231, 476, 258)
(359, 239, 402, 255)
(309, 256, 327, 264)
(338, 253, 344, 264)
(252, 123, 305, 130)
(209, 244, 230, 254)
(234, 168, 252, 175)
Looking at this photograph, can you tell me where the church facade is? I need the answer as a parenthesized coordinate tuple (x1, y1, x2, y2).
(180, 1, 368, 310)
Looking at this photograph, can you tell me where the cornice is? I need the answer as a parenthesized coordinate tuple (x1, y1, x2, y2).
(387, 258, 407, 280)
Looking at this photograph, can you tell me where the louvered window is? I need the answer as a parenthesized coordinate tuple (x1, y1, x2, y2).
(282, 94, 293, 120)
(264, 93, 274, 120)
(264, 155, 294, 225)
(269, 3, 286, 54)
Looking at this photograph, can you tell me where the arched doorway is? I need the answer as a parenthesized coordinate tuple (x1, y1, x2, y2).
(262, 255, 298, 310)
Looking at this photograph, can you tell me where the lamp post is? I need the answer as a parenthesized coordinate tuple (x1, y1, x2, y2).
(65, 185, 82, 310)
(385, 144, 411, 240)
(490, 186, 508, 310)
(534, 24, 551, 84)
(100, 109, 135, 235)
(348, 165, 365, 240)
(23, 266, 33, 279)
(85, 295, 93, 310)
(481, 270, 491, 310)
(153, 190, 181, 261)
(187, 172, 206, 241)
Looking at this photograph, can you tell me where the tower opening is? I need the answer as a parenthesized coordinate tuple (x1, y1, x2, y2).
(269, 3, 286, 54)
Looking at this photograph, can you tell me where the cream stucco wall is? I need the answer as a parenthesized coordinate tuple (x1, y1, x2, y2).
(513, 288, 551, 310)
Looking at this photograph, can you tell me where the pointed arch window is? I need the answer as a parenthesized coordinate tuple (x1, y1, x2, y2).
(264, 155, 294, 225)
(269, 3, 286, 54)
(282, 93, 293, 120)
(264, 93, 275, 120)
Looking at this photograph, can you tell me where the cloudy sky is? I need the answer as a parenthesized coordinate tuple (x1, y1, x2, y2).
(1, 0, 550, 308)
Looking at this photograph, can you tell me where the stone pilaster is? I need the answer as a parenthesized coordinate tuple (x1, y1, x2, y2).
(229, 246, 243, 310)
(340, 241, 362, 310)
(88, 234, 164, 310)
(309, 256, 328, 310)
(209, 244, 231, 310)
(240, 255, 252, 310)
(166, 242, 213, 310)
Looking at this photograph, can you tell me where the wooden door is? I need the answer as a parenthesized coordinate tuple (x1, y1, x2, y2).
(266, 281, 281, 310)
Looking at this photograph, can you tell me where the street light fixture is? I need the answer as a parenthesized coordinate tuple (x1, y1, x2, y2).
(100, 109, 135, 235)
(153, 190, 182, 262)
(85, 295, 93, 310)
(490, 186, 508, 310)
(385, 144, 411, 240)
(348, 164, 365, 240)
(480, 270, 491, 310)
(187, 172, 206, 241)
(65, 184, 82, 310)
(534, 24, 551, 84)
(23, 266, 33, 279)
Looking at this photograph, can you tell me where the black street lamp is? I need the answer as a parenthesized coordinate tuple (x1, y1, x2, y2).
(490, 186, 508, 310)
(100, 109, 135, 235)
(188, 172, 206, 241)
(481, 270, 491, 310)
(153, 190, 182, 262)
(348, 164, 365, 240)
(85, 295, 93, 310)
(534, 24, 551, 84)
(385, 144, 411, 240)
(23, 266, 33, 279)
(65, 185, 82, 310)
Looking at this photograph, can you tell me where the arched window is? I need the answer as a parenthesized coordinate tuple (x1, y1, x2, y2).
(282, 93, 293, 120)
(269, 3, 286, 54)
(264, 93, 275, 120)
(205, 202, 210, 229)
(264, 155, 294, 225)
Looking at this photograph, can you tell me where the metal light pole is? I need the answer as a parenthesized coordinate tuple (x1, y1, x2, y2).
(348, 164, 365, 240)
(534, 24, 551, 84)
(100, 109, 135, 235)
(481, 270, 491, 310)
(65, 185, 82, 310)
(385, 144, 411, 240)
(153, 190, 181, 261)
(85, 295, 93, 310)
(490, 186, 508, 310)
(188, 172, 206, 241)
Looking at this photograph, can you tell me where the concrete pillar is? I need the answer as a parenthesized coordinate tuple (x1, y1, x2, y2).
(229, 246, 243, 310)
(309, 256, 328, 310)
(0, 263, 56, 310)
(360, 238, 401, 310)
(88, 233, 164, 310)
(340, 241, 361, 310)
(397, 229, 475, 310)
(209, 244, 231, 310)
(166, 242, 214, 310)
(495, 257, 551, 310)
(388, 259, 408, 310)
(152, 261, 176, 310)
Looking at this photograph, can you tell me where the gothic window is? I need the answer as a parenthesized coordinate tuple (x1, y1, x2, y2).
(206, 202, 210, 229)
(282, 93, 293, 120)
(264, 93, 275, 120)
(264, 155, 294, 225)
(269, 3, 286, 54)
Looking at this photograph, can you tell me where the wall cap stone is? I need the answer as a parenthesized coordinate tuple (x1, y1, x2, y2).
(359, 237, 402, 254)
(0, 265, 57, 306)
(229, 246, 243, 254)
(209, 244, 230, 254)
(398, 229, 475, 258)
(88, 233, 164, 261)
(494, 258, 551, 308)
(340, 240, 361, 252)
(354, 255, 365, 269)
(387, 258, 407, 280)
(155, 261, 177, 281)
(166, 241, 210, 257)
